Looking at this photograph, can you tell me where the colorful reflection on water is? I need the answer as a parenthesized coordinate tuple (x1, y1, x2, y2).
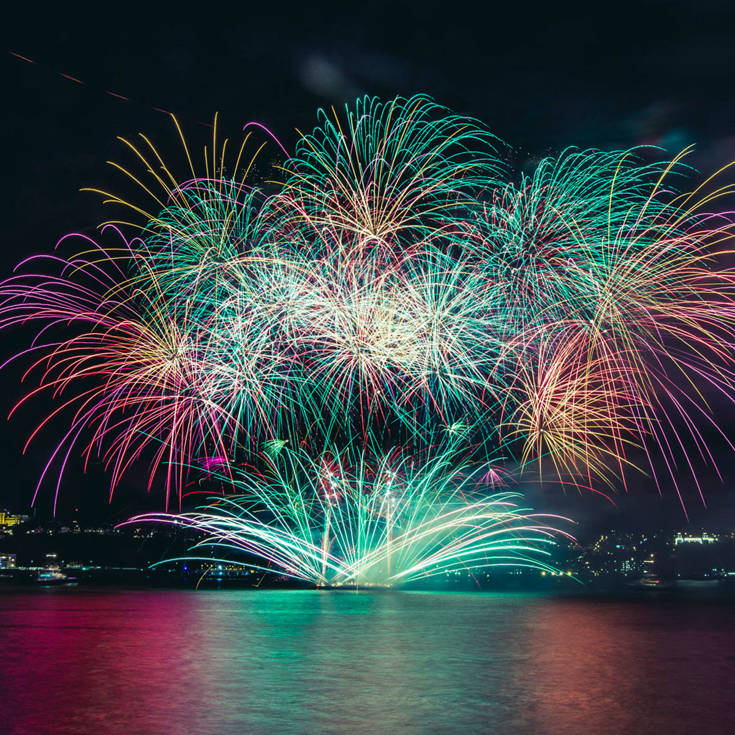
(1, 589, 735, 734)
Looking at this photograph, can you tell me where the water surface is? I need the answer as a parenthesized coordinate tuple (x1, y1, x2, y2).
(2, 589, 734, 734)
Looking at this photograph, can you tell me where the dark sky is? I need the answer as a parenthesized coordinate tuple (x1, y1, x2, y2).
(3, 1, 735, 529)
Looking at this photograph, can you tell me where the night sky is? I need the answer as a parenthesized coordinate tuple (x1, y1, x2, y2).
(3, 1, 735, 531)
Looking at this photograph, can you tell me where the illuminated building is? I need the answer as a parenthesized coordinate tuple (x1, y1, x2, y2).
(0, 511, 29, 528)
(674, 532, 718, 545)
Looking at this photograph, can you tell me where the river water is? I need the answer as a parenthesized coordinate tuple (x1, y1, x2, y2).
(2, 589, 734, 734)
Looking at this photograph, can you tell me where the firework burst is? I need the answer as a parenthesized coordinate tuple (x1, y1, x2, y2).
(0, 98, 733, 528)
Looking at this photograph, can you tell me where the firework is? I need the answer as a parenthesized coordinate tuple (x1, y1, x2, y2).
(464, 147, 681, 336)
(125, 443, 573, 587)
(502, 325, 646, 491)
(0, 98, 733, 522)
(273, 94, 505, 248)
(0, 228, 239, 510)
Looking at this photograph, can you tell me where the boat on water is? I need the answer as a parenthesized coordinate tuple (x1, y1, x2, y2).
(34, 569, 74, 585)
(628, 573, 674, 590)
